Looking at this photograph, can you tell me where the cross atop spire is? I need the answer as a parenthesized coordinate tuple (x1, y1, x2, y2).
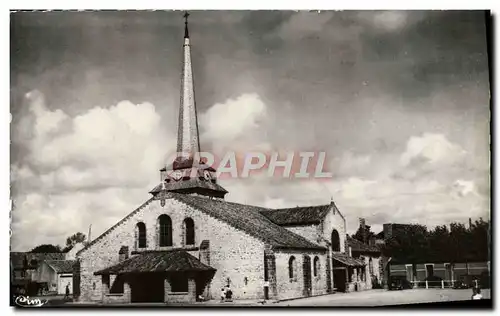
(183, 11, 190, 39)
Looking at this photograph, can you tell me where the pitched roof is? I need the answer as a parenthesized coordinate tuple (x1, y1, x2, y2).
(347, 237, 381, 254)
(332, 253, 365, 267)
(94, 250, 215, 275)
(169, 192, 326, 251)
(77, 198, 155, 256)
(10, 252, 65, 269)
(78, 192, 326, 256)
(149, 178, 228, 195)
(45, 260, 76, 274)
(260, 204, 332, 226)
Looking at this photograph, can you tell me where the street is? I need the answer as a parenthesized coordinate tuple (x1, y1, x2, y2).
(274, 288, 491, 306)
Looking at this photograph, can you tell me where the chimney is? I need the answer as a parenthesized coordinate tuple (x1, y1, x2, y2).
(469, 218, 472, 229)
(348, 246, 352, 257)
(360, 218, 367, 244)
(118, 246, 129, 262)
(383, 223, 392, 240)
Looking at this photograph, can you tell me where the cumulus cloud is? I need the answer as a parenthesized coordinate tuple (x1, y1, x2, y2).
(11, 90, 175, 250)
(200, 93, 271, 154)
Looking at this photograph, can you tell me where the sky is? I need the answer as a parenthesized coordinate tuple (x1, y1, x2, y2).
(10, 10, 491, 251)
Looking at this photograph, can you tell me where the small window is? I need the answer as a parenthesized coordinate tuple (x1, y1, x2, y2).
(289, 256, 296, 281)
(158, 215, 173, 247)
(331, 229, 341, 252)
(313, 256, 320, 277)
(183, 218, 195, 246)
(136, 222, 147, 248)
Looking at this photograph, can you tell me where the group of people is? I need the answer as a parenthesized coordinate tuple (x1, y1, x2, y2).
(220, 286, 233, 302)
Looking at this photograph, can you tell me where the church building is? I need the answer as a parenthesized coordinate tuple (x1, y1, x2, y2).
(73, 14, 362, 304)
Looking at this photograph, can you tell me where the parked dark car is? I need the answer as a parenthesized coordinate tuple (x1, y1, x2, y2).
(389, 276, 412, 290)
(453, 275, 481, 289)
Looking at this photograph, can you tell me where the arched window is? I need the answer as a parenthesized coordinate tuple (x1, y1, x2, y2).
(136, 222, 147, 248)
(158, 215, 173, 247)
(369, 257, 374, 275)
(183, 218, 195, 246)
(313, 256, 320, 277)
(288, 256, 296, 281)
(331, 229, 341, 252)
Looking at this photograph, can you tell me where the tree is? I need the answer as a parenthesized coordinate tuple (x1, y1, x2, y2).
(382, 224, 429, 263)
(468, 218, 490, 262)
(63, 232, 86, 252)
(427, 225, 452, 262)
(30, 244, 62, 253)
(352, 224, 376, 243)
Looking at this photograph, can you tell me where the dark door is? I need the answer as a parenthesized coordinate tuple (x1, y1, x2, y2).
(130, 273, 165, 303)
(426, 264, 434, 278)
(333, 269, 347, 292)
(303, 256, 312, 297)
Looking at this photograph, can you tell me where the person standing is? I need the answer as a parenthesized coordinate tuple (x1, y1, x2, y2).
(472, 287, 483, 300)
(64, 284, 70, 300)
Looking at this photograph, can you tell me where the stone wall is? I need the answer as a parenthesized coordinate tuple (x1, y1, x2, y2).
(76, 196, 266, 302)
(322, 206, 347, 253)
(274, 250, 327, 301)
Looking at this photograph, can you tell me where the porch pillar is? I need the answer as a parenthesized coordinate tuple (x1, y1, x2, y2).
(101, 275, 110, 301)
(164, 278, 171, 303)
(124, 281, 131, 302)
(187, 278, 196, 303)
(345, 268, 349, 293)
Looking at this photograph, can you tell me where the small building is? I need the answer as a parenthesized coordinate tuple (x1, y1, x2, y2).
(347, 237, 382, 289)
(37, 260, 76, 294)
(389, 260, 490, 288)
(10, 252, 66, 295)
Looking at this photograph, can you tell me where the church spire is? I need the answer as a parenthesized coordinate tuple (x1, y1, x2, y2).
(176, 11, 200, 166)
(150, 13, 228, 199)
(184, 11, 190, 39)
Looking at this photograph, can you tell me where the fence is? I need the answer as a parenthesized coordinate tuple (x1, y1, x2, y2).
(408, 279, 480, 289)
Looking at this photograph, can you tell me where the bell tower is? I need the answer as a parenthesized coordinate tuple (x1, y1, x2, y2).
(150, 12, 228, 199)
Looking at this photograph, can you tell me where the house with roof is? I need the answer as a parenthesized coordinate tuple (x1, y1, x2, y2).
(346, 237, 382, 291)
(10, 252, 66, 295)
(36, 260, 76, 294)
(72, 14, 364, 304)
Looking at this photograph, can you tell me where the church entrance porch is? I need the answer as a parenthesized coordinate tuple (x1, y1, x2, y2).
(94, 250, 216, 304)
(331, 253, 365, 293)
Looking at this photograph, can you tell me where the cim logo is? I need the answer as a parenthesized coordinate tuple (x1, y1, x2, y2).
(14, 295, 47, 307)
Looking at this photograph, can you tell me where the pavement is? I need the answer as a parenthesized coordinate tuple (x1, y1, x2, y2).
(274, 288, 492, 306)
(34, 288, 491, 307)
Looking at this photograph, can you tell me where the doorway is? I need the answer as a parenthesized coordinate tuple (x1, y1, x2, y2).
(302, 256, 312, 297)
(130, 273, 165, 303)
(333, 268, 347, 292)
(425, 264, 434, 278)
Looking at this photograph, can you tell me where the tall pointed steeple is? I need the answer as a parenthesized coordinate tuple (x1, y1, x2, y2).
(150, 12, 228, 199)
(176, 11, 200, 165)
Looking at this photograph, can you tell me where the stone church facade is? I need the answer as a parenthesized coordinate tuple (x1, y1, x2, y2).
(72, 14, 362, 304)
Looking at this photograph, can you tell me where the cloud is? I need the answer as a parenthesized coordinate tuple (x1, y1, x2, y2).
(10, 90, 176, 250)
(200, 93, 271, 154)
